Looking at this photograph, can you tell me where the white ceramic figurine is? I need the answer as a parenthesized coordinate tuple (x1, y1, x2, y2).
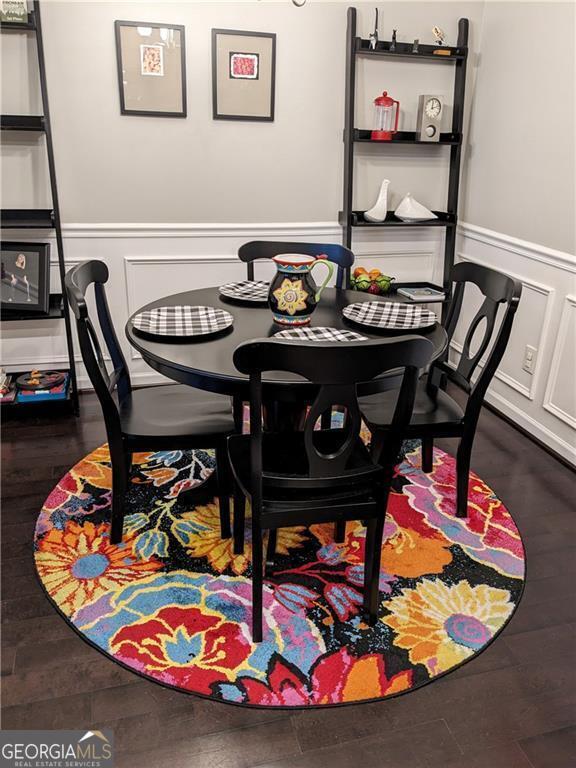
(394, 193, 437, 221)
(364, 179, 391, 222)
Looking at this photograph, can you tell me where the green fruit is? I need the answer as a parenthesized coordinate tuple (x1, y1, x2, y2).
(356, 276, 371, 291)
(376, 275, 394, 293)
(350, 275, 357, 289)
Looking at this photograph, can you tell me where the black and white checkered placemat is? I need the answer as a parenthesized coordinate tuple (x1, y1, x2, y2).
(132, 306, 234, 337)
(342, 301, 436, 330)
(219, 280, 269, 303)
(274, 326, 368, 342)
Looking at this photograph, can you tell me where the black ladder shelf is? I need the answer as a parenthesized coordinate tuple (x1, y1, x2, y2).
(341, 6, 469, 300)
(1, 2, 79, 415)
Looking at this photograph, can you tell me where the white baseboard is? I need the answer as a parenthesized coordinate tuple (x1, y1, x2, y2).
(483, 389, 576, 465)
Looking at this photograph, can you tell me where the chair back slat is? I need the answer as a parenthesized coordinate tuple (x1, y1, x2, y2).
(433, 261, 522, 424)
(304, 383, 362, 477)
(85, 317, 111, 389)
(65, 261, 132, 439)
(238, 241, 355, 289)
(457, 295, 500, 383)
(94, 282, 131, 401)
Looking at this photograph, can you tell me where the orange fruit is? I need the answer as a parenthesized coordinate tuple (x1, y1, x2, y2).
(353, 266, 368, 278)
(368, 268, 382, 280)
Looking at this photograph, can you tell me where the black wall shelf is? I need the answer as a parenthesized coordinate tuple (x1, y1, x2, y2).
(1, 115, 45, 131)
(1, 209, 54, 228)
(356, 38, 466, 60)
(1, 369, 72, 412)
(342, 7, 469, 302)
(1, 1, 79, 417)
(346, 211, 456, 228)
(1, 293, 63, 322)
(0, 12, 35, 30)
(353, 129, 461, 145)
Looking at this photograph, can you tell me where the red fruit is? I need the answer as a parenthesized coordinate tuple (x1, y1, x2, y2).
(367, 283, 381, 295)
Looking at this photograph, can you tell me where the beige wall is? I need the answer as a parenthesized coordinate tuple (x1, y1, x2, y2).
(461, 2, 575, 253)
(1, 1, 483, 223)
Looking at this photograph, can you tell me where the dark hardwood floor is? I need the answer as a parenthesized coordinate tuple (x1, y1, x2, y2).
(1, 389, 575, 768)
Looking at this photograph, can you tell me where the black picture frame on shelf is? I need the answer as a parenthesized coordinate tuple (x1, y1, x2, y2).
(212, 29, 276, 121)
(1, 242, 50, 315)
(115, 20, 187, 117)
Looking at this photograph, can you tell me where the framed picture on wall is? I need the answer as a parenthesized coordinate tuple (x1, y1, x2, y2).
(115, 20, 186, 117)
(212, 29, 276, 121)
(1, 242, 50, 315)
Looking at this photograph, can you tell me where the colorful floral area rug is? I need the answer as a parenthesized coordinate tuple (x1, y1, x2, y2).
(34, 443, 525, 708)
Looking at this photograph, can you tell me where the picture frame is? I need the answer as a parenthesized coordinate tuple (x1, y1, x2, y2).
(212, 29, 276, 121)
(115, 20, 186, 117)
(1, 242, 50, 315)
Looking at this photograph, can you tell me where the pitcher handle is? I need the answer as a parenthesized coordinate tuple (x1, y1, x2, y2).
(311, 258, 335, 302)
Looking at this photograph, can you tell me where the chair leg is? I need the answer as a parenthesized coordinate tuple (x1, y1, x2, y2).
(215, 443, 231, 539)
(252, 521, 264, 643)
(110, 459, 128, 545)
(265, 528, 277, 576)
(421, 436, 434, 473)
(334, 520, 346, 543)
(124, 450, 133, 478)
(456, 437, 473, 519)
(363, 515, 385, 625)
(233, 489, 246, 555)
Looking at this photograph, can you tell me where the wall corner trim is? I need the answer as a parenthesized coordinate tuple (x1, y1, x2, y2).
(458, 222, 576, 274)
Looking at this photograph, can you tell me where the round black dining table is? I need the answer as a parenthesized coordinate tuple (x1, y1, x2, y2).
(125, 287, 448, 402)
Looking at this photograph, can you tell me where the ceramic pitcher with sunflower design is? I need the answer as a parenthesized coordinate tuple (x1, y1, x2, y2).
(269, 254, 334, 325)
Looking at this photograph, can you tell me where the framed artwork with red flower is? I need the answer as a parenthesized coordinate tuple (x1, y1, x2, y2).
(212, 29, 276, 121)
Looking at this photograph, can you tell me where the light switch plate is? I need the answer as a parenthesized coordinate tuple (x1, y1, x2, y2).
(522, 344, 538, 374)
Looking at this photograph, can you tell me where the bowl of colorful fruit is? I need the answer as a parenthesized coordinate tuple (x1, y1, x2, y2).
(350, 267, 394, 295)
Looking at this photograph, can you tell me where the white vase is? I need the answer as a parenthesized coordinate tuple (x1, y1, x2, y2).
(394, 193, 437, 221)
(364, 179, 390, 222)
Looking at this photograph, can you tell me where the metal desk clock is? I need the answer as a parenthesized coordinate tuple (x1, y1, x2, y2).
(416, 94, 444, 142)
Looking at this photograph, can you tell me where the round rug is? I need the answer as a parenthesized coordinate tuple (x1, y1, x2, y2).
(34, 443, 525, 708)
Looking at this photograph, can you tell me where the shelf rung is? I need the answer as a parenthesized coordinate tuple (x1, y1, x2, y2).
(0, 12, 36, 31)
(1, 209, 54, 228)
(1, 115, 45, 131)
(353, 129, 461, 146)
(356, 38, 466, 61)
(346, 211, 457, 228)
(1, 295, 64, 322)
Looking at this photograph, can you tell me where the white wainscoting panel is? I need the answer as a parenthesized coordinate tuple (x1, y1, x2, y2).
(543, 294, 576, 430)
(451, 255, 555, 401)
(455, 223, 576, 465)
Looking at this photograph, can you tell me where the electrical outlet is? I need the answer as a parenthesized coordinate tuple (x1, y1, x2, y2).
(523, 345, 538, 374)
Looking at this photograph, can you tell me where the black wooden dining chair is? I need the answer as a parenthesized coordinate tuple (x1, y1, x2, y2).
(65, 260, 236, 544)
(360, 262, 522, 519)
(228, 335, 433, 642)
(238, 240, 355, 289)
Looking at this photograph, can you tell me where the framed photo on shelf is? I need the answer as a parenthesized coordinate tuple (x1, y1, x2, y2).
(115, 20, 186, 117)
(1, 242, 50, 315)
(212, 29, 276, 121)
